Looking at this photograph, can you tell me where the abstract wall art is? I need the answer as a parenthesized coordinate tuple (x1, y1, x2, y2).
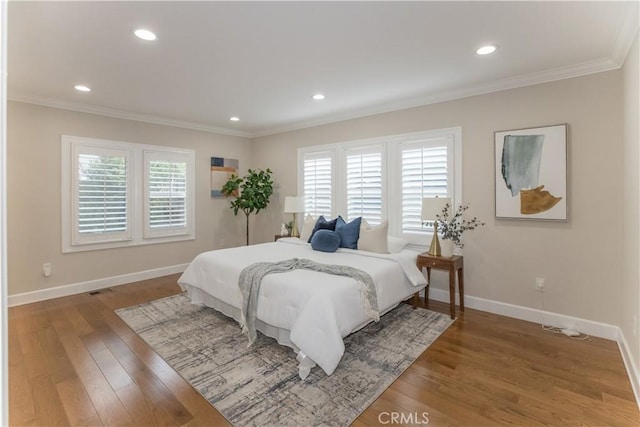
(210, 157, 239, 198)
(495, 124, 567, 220)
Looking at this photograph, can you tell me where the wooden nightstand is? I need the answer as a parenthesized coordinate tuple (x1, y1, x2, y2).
(274, 234, 290, 241)
(416, 253, 464, 319)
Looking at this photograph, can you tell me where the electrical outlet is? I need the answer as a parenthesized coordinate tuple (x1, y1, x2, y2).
(42, 262, 52, 277)
(535, 277, 545, 292)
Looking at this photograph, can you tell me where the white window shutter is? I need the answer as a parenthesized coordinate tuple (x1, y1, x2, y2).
(346, 146, 383, 224)
(72, 146, 132, 245)
(144, 151, 192, 238)
(400, 139, 450, 234)
(303, 151, 333, 218)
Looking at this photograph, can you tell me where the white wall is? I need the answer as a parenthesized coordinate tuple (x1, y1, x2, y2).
(622, 33, 639, 384)
(252, 70, 624, 327)
(7, 102, 253, 296)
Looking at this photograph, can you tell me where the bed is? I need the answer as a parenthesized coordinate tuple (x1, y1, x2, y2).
(177, 237, 427, 378)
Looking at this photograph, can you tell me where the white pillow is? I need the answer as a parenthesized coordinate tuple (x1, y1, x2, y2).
(387, 236, 408, 253)
(299, 214, 316, 242)
(359, 218, 369, 232)
(358, 219, 389, 253)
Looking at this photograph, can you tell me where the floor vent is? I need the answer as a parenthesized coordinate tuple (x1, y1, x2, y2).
(87, 288, 113, 296)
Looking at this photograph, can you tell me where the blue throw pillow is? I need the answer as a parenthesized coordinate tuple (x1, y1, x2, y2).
(310, 230, 341, 253)
(308, 216, 339, 242)
(335, 216, 362, 249)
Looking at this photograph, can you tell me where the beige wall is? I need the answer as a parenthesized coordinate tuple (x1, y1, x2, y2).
(6, 67, 631, 332)
(622, 33, 640, 371)
(253, 71, 624, 326)
(7, 102, 253, 295)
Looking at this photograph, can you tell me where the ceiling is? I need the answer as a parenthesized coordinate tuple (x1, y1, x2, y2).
(7, 1, 639, 138)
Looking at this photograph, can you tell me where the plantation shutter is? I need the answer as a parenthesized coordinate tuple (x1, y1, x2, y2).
(345, 145, 383, 224)
(303, 151, 333, 218)
(144, 151, 189, 238)
(73, 146, 131, 245)
(400, 138, 451, 234)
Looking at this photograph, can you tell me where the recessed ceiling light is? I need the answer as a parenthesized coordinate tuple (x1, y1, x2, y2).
(74, 85, 91, 92)
(476, 45, 497, 55)
(134, 28, 157, 41)
(312, 94, 325, 100)
(230, 117, 240, 122)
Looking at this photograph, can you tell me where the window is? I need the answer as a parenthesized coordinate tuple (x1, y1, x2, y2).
(302, 151, 334, 218)
(144, 151, 191, 238)
(298, 127, 461, 246)
(345, 145, 384, 224)
(62, 135, 195, 253)
(399, 137, 452, 237)
(73, 146, 132, 246)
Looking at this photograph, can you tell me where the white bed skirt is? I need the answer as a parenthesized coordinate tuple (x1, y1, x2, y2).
(181, 283, 409, 379)
(183, 283, 300, 351)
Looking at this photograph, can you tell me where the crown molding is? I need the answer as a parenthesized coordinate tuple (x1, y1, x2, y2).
(251, 56, 621, 138)
(611, 1, 640, 67)
(8, 52, 626, 141)
(7, 92, 253, 139)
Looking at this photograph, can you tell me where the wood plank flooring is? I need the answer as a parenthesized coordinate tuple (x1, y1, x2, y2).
(8, 274, 639, 426)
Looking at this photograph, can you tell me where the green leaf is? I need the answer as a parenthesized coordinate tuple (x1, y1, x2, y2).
(221, 168, 274, 218)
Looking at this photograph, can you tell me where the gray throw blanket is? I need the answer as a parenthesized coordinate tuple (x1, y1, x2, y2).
(238, 258, 380, 345)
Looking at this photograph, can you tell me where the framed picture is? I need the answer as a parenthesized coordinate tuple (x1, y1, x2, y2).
(494, 124, 567, 221)
(210, 157, 239, 198)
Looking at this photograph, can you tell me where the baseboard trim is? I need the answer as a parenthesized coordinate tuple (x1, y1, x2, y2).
(617, 329, 640, 409)
(429, 288, 639, 408)
(8, 263, 189, 307)
(428, 288, 619, 339)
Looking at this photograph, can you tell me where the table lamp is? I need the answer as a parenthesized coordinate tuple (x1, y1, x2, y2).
(284, 196, 305, 237)
(421, 196, 451, 256)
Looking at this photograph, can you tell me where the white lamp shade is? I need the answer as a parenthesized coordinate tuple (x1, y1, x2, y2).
(421, 197, 451, 221)
(284, 196, 305, 213)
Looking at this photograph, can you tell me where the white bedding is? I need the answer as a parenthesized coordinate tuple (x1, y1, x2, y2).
(177, 238, 426, 376)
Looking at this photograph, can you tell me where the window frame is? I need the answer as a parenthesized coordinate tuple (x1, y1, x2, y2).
(71, 143, 133, 246)
(299, 147, 337, 219)
(388, 128, 462, 243)
(297, 127, 462, 247)
(143, 149, 194, 239)
(62, 135, 196, 253)
(342, 141, 386, 225)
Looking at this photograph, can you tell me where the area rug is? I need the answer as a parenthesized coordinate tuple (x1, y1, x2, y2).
(116, 293, 454, 426)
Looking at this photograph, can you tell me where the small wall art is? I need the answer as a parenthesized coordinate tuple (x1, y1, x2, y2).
(210, 157, 239, 198)
(494, 124, 567, 221)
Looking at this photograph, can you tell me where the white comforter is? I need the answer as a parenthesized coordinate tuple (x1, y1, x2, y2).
(177, 238, 426, 376)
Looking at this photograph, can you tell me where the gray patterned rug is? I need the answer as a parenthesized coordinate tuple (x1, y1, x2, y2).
(116, 293, 454, 426)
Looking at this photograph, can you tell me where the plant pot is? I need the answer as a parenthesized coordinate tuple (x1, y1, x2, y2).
(440, 239, 454, 257)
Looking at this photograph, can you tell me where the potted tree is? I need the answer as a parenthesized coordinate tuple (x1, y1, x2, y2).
(222, 168, 274, 245)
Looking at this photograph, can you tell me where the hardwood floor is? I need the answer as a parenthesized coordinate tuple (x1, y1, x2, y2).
(8, 274, 639, 426)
